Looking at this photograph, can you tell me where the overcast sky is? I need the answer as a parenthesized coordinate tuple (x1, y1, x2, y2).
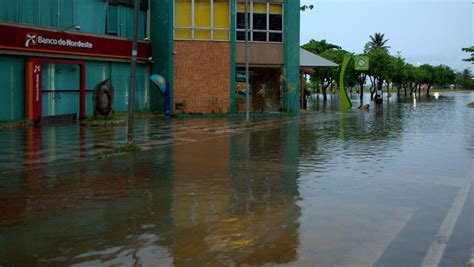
(300, 0, 473, 72)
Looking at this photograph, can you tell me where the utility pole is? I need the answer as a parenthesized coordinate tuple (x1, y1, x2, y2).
(244, 0, 250, 122)
(127, 0, 140, 145)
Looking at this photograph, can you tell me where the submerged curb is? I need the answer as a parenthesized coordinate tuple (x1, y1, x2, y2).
(0, 120, 33, 130)
(80, 119, 125, 127)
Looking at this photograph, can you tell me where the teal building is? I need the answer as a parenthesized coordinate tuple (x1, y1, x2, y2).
(0, 0, 301, 121)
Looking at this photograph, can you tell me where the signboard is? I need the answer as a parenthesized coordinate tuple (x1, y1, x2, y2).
(0, 23, 150, 61)
(354, 55, 369, 71)
(236, 70, 253, 82)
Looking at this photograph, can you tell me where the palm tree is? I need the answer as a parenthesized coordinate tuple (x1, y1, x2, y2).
(368, 33, 390, 51)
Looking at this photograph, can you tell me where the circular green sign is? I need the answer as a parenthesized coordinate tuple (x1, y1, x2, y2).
(354, 56, 369, 71)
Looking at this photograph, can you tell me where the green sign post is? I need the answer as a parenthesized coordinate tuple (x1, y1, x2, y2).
(339, 55, 370, 109)
(339, 55, 353, 109)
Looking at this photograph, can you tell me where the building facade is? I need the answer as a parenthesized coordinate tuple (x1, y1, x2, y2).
(152, 0, 301, 114)
(0, 0, 151, 121)
(0, 0, 301, 121)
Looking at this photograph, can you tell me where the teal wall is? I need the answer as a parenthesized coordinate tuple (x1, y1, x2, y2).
(0, 56, 149, 120)
(109, 62, 149, 113)
(149, 0, 174, 112)
(40, 61, 149, 117)
(0, 55, 25, 121)
(229, 0, 236, 113)
(85, 61, 149, 115)
(0, 0, 146, 39)
(283, 0, 301, 113)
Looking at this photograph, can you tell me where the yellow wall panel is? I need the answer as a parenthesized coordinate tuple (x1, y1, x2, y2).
(253, 3, 266, 13)
(175, 0, 192, 27)
(175, 29, 192, 39)
(237, 3, 250, 12)
(213, 0, 229, 29)
(214, 30, 229, 40)
(195, 29, 211, 39)
(195, 0, 210, 27)
(270, 4, 283, 14)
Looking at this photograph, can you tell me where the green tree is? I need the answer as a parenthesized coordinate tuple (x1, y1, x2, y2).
(389, 56, 406, 97)
(301, 39, 342, 55)
(366, 48, 392, 98)
(462, 46, 474, 63)
(367, 33, 390, 51)
(456, 69, 474, 89)
(401, 63, 416, 96)
(419, 64, 434, 96)
(431, 65, 456, 94)
(314, 49, 347, 101)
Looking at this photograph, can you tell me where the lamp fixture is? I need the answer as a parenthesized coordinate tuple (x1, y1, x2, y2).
(60, 24, 81, 32)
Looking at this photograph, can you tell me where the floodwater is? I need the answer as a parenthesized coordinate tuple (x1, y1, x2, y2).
(0, 92, 473, 266)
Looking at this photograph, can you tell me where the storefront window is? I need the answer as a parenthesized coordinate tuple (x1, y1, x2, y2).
(174, 0, 230, 41)
(236, 2, 283, 43)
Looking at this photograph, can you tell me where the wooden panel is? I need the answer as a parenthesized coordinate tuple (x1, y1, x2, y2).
(236, 42, 283, 66)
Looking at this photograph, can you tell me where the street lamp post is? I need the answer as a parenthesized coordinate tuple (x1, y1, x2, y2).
(127, 0, 140, 145)
(244, 0, 250, 122)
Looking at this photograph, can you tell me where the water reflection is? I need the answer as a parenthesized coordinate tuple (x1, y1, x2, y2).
(0, 120, 302, 265)
(0, 92, 473, 266)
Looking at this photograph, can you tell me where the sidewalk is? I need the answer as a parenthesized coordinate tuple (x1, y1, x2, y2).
(0, 115, 303, 175)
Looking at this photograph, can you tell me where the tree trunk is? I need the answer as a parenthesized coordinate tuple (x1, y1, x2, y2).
(369, 76, 376, 100)
(404, 85, 407, 97)
(397, 85, 401, 98)
(359, 82, 364, 104)
(377, 78, 383, 92)
(410, 83, 417, 96)
(387, 82, 391, 98)
(426, 84, 432, 97)
(322, 85, 328, 102)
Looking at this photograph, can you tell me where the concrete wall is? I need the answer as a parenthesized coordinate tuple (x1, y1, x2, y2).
(173, 41, 231, 114)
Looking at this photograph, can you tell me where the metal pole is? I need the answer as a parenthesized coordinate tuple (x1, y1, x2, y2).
(244, 0, 250, 122)
(127, 0, 140, 145)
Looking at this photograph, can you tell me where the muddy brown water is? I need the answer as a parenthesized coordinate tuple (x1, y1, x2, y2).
(0, 92, 473, 266)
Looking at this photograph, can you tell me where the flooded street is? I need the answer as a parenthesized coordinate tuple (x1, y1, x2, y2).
(1, 92, 473, 266)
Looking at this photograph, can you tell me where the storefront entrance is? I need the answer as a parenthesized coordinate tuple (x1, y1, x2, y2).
(26, 58, 85, 122)
(236, 67, 282, 113)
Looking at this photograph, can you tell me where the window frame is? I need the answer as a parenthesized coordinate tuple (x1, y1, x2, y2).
(173, 0, 232, 41)
(236, 1, 284, 44)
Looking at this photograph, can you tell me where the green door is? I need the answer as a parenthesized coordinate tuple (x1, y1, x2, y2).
(41, 64, 80, 118)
